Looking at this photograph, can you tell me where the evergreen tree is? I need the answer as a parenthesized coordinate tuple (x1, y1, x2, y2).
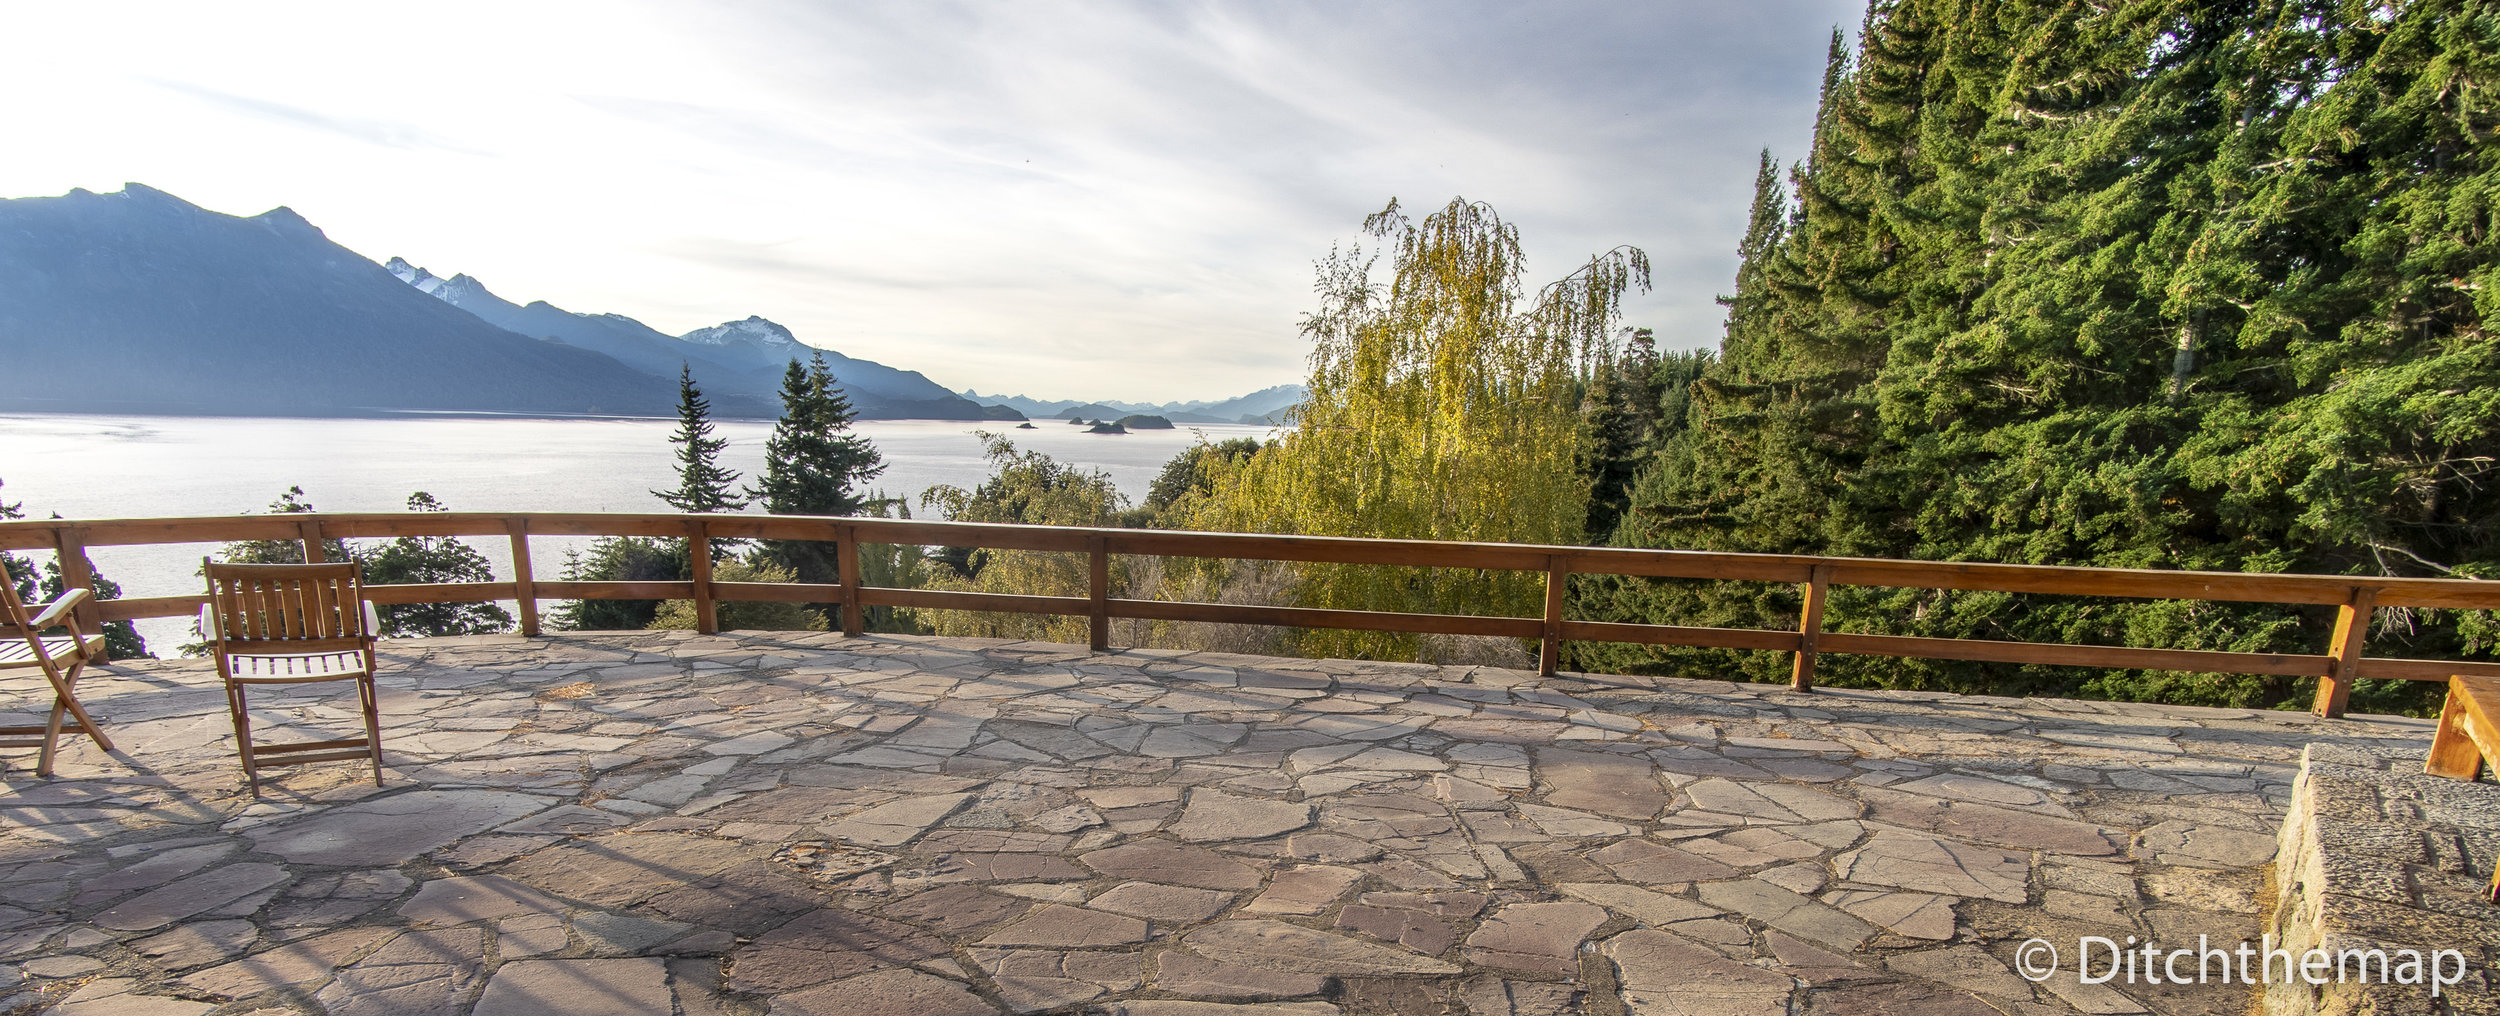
(1576, 329, 1713, 546)
(752, 352, 887, 585)
(654, 364, 747, 518)
(358, 492, 514, 637)
(1581, 0, 2500, 714)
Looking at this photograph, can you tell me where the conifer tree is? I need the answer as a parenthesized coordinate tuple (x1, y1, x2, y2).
(752, 352, 887, 585)
(654, 364, 746, 518)
(1580, 0, 2500, 712)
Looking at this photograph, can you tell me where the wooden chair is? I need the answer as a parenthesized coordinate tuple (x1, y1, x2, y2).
(2425, 673, 2500, 903)
(202, 560, 386, 795)
(0, 581, 114, 777)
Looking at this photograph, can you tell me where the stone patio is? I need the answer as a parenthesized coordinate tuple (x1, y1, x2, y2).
(0, 631, 2461, 1015)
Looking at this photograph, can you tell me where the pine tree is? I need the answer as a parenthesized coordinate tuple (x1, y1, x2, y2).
(752, 352, 887, 585)
(654, 364, 746, 517)
(1579, 0, 2500, 713)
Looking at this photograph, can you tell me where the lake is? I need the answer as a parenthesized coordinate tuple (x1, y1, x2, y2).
(0, 412, 1280, 652)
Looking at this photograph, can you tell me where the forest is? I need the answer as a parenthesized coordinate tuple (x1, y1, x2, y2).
(1558, 0, 2500, 714)
(22, 0, 2493, 716)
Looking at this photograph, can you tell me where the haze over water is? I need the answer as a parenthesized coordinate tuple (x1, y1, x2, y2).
(1, 413, 1278, 652)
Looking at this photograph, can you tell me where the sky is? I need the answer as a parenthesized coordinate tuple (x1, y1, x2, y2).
(0, 1, 1863, 404)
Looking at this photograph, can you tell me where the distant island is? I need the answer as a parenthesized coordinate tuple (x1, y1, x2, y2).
(1000, 386, 1304, 426)
(1062, 414, 1174, 435)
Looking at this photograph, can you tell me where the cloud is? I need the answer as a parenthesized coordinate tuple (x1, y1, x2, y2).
(9, 0, 1865, 401)
(142, 79, 491, 157)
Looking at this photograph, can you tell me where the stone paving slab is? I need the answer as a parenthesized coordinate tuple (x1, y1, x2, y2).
(0, 630, 2447, 1014)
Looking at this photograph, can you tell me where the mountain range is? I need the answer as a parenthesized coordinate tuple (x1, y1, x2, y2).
(967, 384, 1306, 425)
(0, 184, 677, 417)
(380, 259, 1010, 420)
(0, 183, 1297, 423)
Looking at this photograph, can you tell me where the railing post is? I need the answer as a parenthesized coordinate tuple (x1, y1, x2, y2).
(1791, 564, 1832, 692)
(835, 522, 863, 637)
(505, 517, 539, 637)
(687, 519, 718, 635)
(2313, 586, 2379, 718)
(51, 527, 106, 657)
(1088, 535, 1110, 652)
(1540, 555, 1567, 676)
(297, 519, 326, 563)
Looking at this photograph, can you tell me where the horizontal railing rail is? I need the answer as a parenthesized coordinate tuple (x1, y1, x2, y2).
(6, 511, 2498, 717)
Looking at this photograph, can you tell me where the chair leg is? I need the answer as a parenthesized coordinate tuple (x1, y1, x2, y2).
(28, 662, 112, 778)
(359, 673, 385, 787)
(225, 680, 261, 797)
(37, 695, 67, 779)
(50, 662, 114, 755)
(2428, 691, 2484, 780)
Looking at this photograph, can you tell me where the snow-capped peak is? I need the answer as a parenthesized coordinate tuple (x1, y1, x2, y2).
(679, 315, 804, 352)
(384, 257, 448, 297)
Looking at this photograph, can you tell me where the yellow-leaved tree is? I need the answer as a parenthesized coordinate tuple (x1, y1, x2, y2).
(1186, 197, 1647, 658)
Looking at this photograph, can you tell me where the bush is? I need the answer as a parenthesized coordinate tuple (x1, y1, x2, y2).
(648, 559, 826, 632)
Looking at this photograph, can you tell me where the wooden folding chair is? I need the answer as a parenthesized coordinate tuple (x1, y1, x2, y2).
(202, 560, 386, 795)
(0, 581, 114, 777)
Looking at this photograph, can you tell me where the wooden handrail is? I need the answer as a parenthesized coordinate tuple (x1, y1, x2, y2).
(10, 510, 2500, 717)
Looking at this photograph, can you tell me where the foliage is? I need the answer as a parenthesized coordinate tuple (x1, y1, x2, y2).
(1189, 196, 1648, 658)
(853, 498, 933, 634)
(653, 364, 747, 532)
(551, 537, 687, 632)
(0, 478, 149, 659)
(751, 353, 888, 586)
(1130, 437, 1265, 528)
(917, 434, 1129, 642)
(1577, 0, 2500, 715)
(648, 558, 827, 632)
(1577, 329, 1712, 546)
(358, 492, 514, 638)
(211, 486, 351, 564)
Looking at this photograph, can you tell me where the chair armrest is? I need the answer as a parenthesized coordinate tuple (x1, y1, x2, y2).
(26, 588, 91, 630)
(364, 600, 382, 639)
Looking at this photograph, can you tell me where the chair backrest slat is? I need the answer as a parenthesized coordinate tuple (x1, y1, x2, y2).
(204, 560, 368, 646)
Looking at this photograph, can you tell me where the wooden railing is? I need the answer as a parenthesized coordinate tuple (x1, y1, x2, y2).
(6, 511, 2500, 718)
